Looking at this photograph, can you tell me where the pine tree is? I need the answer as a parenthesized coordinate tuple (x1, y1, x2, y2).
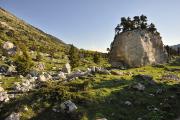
(93, 52, 101, 64)
(68, 44, 80, 69)
(14, 43, 34, 75)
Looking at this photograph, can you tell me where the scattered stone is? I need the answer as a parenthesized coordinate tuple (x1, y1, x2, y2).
(52, 108, 60, 113)
(125, 101, 132, 106)
(1, 56, 6, 61)
(6, 65, 17, 75)
(58, 71, 66, 79)
(23, 106, 29, 111)
(0, 65, 9, 74)
(137, 118, 142, 120)
(96, 118, 108, 120)
(19, 75, 24, 79)
(2, 41, 16, 56)
(96, 67, 111, 75)
(29, 70, 39, 77)
(14, 78, 36, 92)
(5, 112, 20, 120)
(91, 66, 96, 73)
(132, 83, 145, 91)
(0, 86, 4, 92)
(149, 94, 155, 96)
(60, 100, 77, 113)
(62, 63, 71, 74)
(38, 74, 47, 82)
(0, 91, 9, 102)
(156, 88, 164, 94)
(161, 74, 180, 81)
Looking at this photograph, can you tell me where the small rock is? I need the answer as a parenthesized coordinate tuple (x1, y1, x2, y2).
(132, 83, 145, 91)
(60, 100, 77, 113)
(5, 112, 20, 120)
(24, 106, 29, 111)
(58, 71, 66, 79)
(38, 74, 47, 82)
(0, 91, 9, 102)
(0, 86, 4, 92)
(96, 118, 108, 120)
(62, 63, 71, 74)
(161, 74, 180, 81)
(125, 101, 132, 106)
(2, 41, 16, 56)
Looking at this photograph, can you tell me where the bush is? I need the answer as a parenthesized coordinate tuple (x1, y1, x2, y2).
(68, 45, 80, 69)
(93, 52, 101, 64)
(36, 51, 42, 61)
(14, 43, 34, 75)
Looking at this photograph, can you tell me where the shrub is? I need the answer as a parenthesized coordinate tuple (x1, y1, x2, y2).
(14, 43, 34, 75)
(68, 45, 80, 69)
(36, 51, 42, 61)
(93, 52, 101, 64)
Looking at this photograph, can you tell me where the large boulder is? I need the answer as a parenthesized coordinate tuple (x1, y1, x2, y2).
(109, 30, 168, 67)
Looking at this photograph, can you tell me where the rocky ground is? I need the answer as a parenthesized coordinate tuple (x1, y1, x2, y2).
(0, 55, 180, 120)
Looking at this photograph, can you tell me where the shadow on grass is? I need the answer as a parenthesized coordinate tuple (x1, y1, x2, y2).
(81, 76, 180, 120)
(0, 76, 180, 120)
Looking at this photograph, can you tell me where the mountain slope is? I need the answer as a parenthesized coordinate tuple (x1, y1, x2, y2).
(171, 44, 180, 50)
(0, 7, 67, 54)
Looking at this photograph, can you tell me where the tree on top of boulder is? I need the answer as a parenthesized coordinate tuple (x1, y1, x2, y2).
(115, 15, 159, 35)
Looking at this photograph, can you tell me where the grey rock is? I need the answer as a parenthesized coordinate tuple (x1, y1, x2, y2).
(0, 91, 9, 102)
(5, 112, 20, 120)
(14, 78, 36, 92)
(62, 63, 71, 74)
(58, 71, 66, 79)
(125, 101, 132, 106)
(161, 74, 180, 81)
(132, 83, 145, 91)
(2, 41, 16, 56)
(60, 100, 77, 113)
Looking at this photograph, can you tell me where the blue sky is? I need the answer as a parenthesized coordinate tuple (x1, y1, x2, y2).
(0, 0, 180, 52)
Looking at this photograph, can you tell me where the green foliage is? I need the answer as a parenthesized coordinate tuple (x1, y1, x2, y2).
(36, 51, 42, 61)
(115, 14, 159, 35)
(68, 44, 80, 69)
(93, 52, 101, 64)
(14, 43, 34, 75)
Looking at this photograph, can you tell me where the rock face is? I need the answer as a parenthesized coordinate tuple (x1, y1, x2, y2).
(109, 30, 168, 67)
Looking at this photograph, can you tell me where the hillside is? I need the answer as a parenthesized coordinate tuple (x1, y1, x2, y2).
(0, 7, 66, 48)
(0, 8, 180, 120)
(171, 44, 180, 50)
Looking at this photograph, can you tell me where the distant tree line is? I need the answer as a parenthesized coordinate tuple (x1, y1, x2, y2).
(165, 45, 180, 56)
(115, 15, 159, 35)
